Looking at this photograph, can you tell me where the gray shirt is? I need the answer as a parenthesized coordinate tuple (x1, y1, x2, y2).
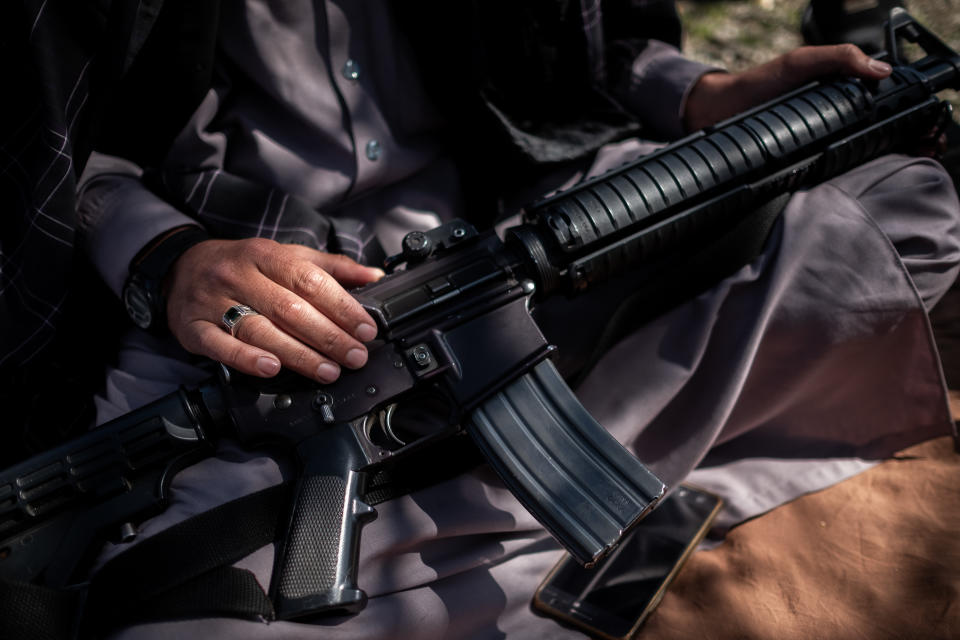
(78, 0, 711, 295)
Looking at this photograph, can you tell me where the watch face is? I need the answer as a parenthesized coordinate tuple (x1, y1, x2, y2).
(123, 280, 154, 330)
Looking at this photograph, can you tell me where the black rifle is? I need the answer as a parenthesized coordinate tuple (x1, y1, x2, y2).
(2, 7, 958, 628)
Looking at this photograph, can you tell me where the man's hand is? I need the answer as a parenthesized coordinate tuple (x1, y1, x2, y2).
(165, 238, 384, 383)
(683, 44, 893, 132)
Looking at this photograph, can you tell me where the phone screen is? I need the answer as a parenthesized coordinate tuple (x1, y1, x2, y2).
(532, 485, 722, 640)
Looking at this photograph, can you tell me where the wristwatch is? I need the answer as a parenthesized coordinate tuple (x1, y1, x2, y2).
(122, 225, 210, 331)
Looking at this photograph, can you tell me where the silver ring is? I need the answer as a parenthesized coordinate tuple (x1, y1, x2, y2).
(222, 304, 260, 336)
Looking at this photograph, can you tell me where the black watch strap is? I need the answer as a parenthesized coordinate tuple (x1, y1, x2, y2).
(123, 225, 210, 331)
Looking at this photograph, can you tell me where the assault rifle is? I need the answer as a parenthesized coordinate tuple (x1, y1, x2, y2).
(2, 7, 958, 630)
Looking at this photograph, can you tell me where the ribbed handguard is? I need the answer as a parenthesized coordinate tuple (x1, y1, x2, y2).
(467, 359, 665, 566)
(525, 70, 946, 292)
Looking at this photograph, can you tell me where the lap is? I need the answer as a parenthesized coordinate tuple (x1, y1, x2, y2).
(93, 152, 960, 638)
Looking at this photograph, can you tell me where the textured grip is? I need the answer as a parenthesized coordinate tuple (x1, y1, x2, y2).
(467, 359, 665, 567)
(272, 429, 375, 619)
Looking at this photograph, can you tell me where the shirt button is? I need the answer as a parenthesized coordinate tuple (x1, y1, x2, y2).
(342, 59, 361, 81)
(365, 139, 382, 161)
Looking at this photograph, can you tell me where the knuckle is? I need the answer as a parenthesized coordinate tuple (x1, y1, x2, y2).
(244, 237, 277, 256)
(271, 297, 308, 325)
(331, 252, 354, 270)
(207, 261, 239, 287)
(333, 291, 361, 320)
(177, 285, 206, 308)
(293, 266, 328, 299)
(243, 238, 283, 267)
(235, 315, 270, 342)
(839, 43, 860, 61)
(287, 346, 316, 373)
(319, 330, 347, 357)
(226, 343, 250, 368)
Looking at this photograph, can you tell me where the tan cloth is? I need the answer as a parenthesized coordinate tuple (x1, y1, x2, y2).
(644, 436, 960, 639)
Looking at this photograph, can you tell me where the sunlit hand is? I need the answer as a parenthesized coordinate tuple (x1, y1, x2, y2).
(165, 238, 384, 383)
(683, 44, 893, 132)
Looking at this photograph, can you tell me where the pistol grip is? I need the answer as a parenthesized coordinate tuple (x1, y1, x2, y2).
(467, 359, 666, 567)
(271, 430, 375, 620)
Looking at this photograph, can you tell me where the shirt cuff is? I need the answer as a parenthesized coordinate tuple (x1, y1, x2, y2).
(77, 156, 201, 297)
(616, 40, 724, 140)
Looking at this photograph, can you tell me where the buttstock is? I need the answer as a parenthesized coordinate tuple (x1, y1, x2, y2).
(0, 387, 212, 587)
(467, 359, 665, 567)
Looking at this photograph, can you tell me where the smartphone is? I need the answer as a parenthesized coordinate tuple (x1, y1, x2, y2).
(532, 484, 723, 640)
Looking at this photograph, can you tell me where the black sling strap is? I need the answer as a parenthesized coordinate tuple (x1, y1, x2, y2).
(0, 579, 85, 640)
(81, 482, 287, 635)
(0, 484, 281, 640)
(0, 434, 484, 639)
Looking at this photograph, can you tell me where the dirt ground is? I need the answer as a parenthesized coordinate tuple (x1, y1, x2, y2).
(676, 0, 960, 112)
(676, 0, 960, 406)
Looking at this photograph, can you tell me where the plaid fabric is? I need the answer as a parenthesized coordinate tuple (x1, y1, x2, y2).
(0, 0, 185, 376)
(0, 0, 177, 459)
(0, 0, 107, 371)
(155, 168, 387, 267)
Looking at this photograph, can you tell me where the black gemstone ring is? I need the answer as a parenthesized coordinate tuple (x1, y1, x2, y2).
(221, 304, 260, 336)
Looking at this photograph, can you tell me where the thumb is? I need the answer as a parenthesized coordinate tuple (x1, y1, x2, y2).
(784, 44, 892, 83)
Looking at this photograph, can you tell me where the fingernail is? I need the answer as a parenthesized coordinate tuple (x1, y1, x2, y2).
(370, 267, 386, 279)
(257, 356, 281, 376)
(345, 348, 367, 369)
(355, 322, 378, 342)
(868, 59, 892, 74)
(317, 362, 341, 382)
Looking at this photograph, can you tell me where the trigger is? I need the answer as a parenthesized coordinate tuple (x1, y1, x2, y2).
(379, 404, 407, 448)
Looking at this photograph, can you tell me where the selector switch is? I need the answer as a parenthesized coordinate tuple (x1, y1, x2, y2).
(406, 343, 438, 375)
